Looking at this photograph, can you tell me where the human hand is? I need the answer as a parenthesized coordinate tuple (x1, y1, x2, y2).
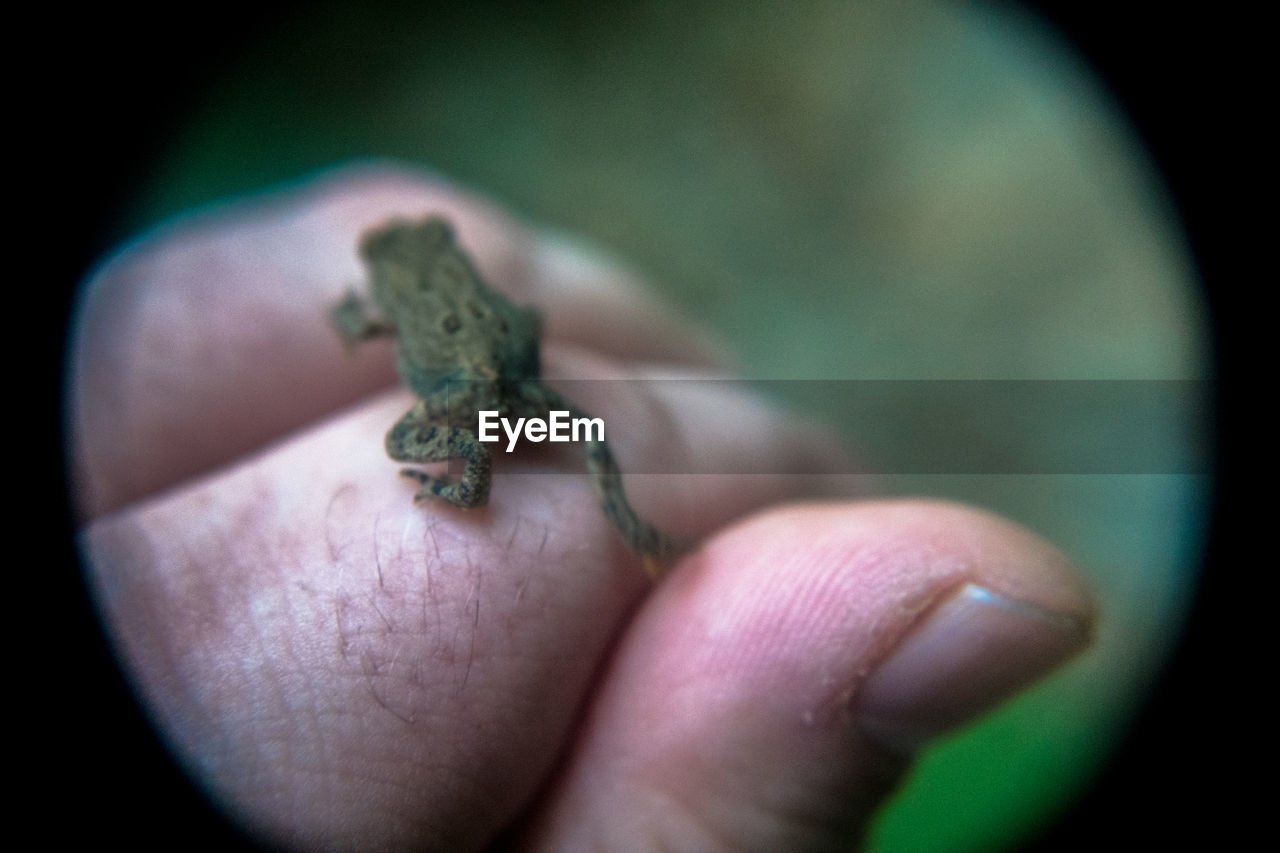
(71, 167, 1094, 850)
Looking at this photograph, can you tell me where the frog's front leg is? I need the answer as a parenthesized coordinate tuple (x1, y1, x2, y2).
(331, 289, 396, 344)
(385, 400, 492, 508)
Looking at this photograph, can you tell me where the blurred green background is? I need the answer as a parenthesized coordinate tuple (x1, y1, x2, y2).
(116, 1, 1209, 849)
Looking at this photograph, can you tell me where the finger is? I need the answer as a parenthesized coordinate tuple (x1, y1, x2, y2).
(516, 501, 1094, 851)
(71, 165, 512, 517)
(530, 342, 861, 545)
(533, 230, 734, 369)
(69, 165, 727, 518)
(77, 365, 854, 849)
(80, 389, 657, 851)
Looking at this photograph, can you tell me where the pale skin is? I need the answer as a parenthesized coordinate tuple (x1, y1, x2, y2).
(72, 167, 1095, 851)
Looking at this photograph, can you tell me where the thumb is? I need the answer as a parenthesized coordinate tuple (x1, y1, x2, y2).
(516, 500, 1094, 851)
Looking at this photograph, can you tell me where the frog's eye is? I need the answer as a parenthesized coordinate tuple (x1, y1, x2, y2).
(497, 317, 509, 334)
(441, 314, 461, 334)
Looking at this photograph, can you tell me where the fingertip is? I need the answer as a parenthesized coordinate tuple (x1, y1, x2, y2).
(522, 500, 1094, 850)
(669, 497, 1096, 751)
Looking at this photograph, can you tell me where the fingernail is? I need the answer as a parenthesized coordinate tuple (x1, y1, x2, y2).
(856, 583, 1091, 753)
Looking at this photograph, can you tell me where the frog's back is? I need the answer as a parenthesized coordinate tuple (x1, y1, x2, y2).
(360, 217, 541, 395)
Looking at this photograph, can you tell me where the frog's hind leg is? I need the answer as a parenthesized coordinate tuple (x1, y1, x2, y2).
(583, 438, 683, 577)
(385, 405, 492, 509)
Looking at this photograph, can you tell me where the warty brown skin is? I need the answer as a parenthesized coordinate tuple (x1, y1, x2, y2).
(332, 216, 681, 573)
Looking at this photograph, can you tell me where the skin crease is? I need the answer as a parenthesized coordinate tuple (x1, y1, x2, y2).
(72, 166, 1095, 851)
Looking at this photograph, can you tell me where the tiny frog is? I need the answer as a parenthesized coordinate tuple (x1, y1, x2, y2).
(332, 216, 681, 576)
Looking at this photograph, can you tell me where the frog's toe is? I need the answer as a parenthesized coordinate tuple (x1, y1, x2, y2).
(400, 468, 490, 509)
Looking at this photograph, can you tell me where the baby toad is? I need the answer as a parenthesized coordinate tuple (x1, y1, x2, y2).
(332, 216, 681, 576)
